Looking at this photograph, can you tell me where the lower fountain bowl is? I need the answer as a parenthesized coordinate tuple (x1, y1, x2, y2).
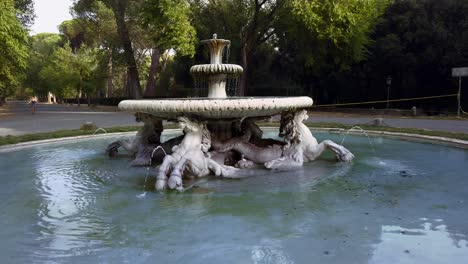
(1, 130, 468, 262)
(118, 96, 313, 119)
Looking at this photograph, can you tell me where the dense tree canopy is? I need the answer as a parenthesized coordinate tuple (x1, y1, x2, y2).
(139, 0, 196, 56)
(40, 45, 105, 103)
(12, 0, 468, 111)
(14, 0, 35, 28)
(288, 0, 390, 69)
(24, 33, 64, 97)
(336, 0, 468, 110)
(0, 0, 29, 102)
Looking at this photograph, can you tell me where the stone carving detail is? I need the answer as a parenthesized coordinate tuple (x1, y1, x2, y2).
(106, 113, 181, 166)
(213, 110, 354, 171)
(155, 117, 239, 191)
(117, 97, 313, 119)
(265, 110, 354, 169)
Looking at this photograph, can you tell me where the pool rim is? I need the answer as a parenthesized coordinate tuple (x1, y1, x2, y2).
(0, 127, 467, 153)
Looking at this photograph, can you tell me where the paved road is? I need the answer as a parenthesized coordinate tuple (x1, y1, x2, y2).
(307, 116, 468, 134)
(0, 102, 137, 136)
(1, 101, 467, 136)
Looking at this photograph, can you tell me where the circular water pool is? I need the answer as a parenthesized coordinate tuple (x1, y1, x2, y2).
(0, 130, 467, 263)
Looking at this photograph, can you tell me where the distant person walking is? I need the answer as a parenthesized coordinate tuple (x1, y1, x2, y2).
(30, 97, 37, 114)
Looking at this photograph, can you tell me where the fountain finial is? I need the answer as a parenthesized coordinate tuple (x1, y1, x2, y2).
(213, 33, 217, 39)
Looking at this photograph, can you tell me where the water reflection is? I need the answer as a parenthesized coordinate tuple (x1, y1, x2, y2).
(371, 219, 468, 263)
(33, 147, 109, 257)
(0, 132, 466, 263)
(251, 239, 293, 264)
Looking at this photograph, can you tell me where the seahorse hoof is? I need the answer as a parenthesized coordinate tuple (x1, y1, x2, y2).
(337, 150, 355, 162)
(107, 148, 118, 157)
(235, 159, 255, 169)
(168, 175, 182, 189)
(264, 159, 282, 170)
(155, 179, 167, 191)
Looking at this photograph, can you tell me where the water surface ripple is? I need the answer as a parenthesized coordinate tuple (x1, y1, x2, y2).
(0, 130, 467, 263)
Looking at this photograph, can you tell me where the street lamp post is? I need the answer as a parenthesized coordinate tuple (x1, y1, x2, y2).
(386, 76, 392, 109)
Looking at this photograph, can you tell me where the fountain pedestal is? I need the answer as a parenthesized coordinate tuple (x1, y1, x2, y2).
(207, 74, 227, 98)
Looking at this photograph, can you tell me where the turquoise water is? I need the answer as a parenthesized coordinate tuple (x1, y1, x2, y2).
(0, 130, 467, 263)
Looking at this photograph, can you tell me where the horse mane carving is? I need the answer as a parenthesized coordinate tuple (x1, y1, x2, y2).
(136, 113, 163, 144)
(177, 116, 211, 153)
(106, 112, 163, 159)
(200, 122, 211, 153)
(280, 110, 308, 146)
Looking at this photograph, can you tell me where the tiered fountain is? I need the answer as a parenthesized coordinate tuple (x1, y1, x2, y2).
(108, 34, 354, 191)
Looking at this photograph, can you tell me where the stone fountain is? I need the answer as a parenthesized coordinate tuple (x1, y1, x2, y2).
(107, 34, 354, 191)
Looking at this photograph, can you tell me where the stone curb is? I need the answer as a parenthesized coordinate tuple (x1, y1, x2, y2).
(0, 129, 185, 153)
(310, 127, 468, 149)
(0, 132, 134, 153)
(0, 127, 467, 152)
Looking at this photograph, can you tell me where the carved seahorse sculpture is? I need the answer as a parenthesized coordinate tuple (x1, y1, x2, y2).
(214, 110, 354, 170)
(264, 110, 354, 169)
(155, 117, 240, 191)
(106, 112, 178, 166)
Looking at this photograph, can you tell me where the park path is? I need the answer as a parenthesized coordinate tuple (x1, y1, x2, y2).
(1, 101, 467, 136)
(0, 101, 136, 136)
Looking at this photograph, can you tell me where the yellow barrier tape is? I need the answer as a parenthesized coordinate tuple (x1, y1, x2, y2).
(314, 94, 458, 107)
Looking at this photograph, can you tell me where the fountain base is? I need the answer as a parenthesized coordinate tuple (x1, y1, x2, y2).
(107, 109, 354, 191)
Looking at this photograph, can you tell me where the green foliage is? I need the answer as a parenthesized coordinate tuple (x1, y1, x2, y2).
(14, 0, 35, 28)
(39, 45, 106, 98)
(187, 0, 390, 97)
(59, 19, 87, 51)
(23, 31, 106, 99)
(0, 0, 29, 99)
(24, 33, 64, 96)
(70, 1, 119, 48)
(191, 0, 283, 62)
(288, 0, 391, 69)
(347, 0, 468, 109)
(139, 0, 197, 56)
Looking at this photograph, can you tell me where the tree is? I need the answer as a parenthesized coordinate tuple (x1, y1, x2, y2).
(0, 0, 29, 103)
(59, 19, 87, 52)
(190, 0, 388, 98)
(24, 33, 64, 97)
(74, 0, 144, 99)
(258, 0, 390, 102)
(70, 1, 120, 97)
(357, 0, 468, 110)
(14, 0, 35, 28)
(73, 0, 198, 98)
(139, 0, 197, 97)
(288, 0, 390, 70)
(40, 45, 106, 105)
(191, 0, 284, 95)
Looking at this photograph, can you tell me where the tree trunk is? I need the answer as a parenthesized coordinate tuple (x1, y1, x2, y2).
(77, 90, 81, 106)
(239, 43, 248, 96)
(106, 49, 114, 98)
(112, 2, 142, 99)
(144, 48, 161, 98)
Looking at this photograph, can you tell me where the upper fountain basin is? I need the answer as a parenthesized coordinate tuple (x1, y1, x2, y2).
(118, 97, 313, 119)
(200, 38, 230, 46)
(190, 64, 243, 76)
(200, 38, 231, 64)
